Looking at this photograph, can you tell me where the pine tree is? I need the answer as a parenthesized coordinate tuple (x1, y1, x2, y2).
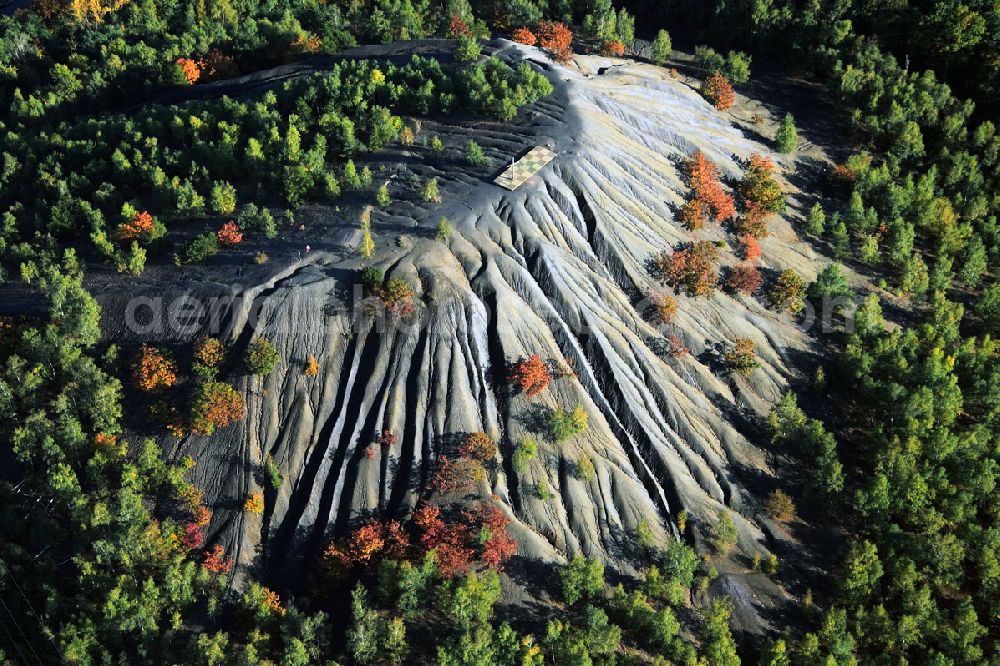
(775, 113, 797, 153)
(421, 177, 440, 203)
(651, 29, 672, 64)
(805, 203, 826, 236)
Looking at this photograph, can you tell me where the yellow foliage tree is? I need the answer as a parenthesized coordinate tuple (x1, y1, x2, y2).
(70, 0, 129, 23)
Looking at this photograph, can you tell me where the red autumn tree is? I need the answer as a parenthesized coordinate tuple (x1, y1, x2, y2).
(726, 264, 763, 295)
(181, 521, 205, 550)
(666, 335, 690, 357)
(703, 70, 734, 111)
(449, 15, 472, 37)
(414, 504, 473, 577)
(508, 354, 551, 397)
(176, 58, 201, 84)
(467, 504, 517, 569)
(376, 429, 398, 447)
(511, 27, 537, 46)
(738, 234, 761, 262)
(217, 221, 243, 246)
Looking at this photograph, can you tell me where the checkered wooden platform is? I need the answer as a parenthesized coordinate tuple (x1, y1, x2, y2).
(494, 146, 556, 190)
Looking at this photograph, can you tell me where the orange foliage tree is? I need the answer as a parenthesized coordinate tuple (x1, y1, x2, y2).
(734, 200, 770, 238)
(176, 58, 200, 84)
(135, 345, 178, 392)
(323, 520, 410, 575)
(431, 455, 485, 494)
(686, 151, 735, 222)
(679, 198, 709, 230)
(217, 221, 243, 246)
(194, 337, 225, 369)
(738, 234, 761, 262)
(202, 544, 234, 576)
(511, 27, 537, 46)
(654, 241, 720, 297)
(459, 432, 498, 461)
(726, 264, 763, 295)
(193, 505, 212, 527)
(449, 15, 472, 37)
(508, 354, 551, 397)
(243, 492, 264, 513)
(115, 210, 155, 241)
(703, 71, 734, 111)
(198, 49, 237, 80)
(191, 382, 245, 435)
(537, 20, 572, 62)
(648, 292, 677, 324)
(600, 40, 625, 57)
(290, 33, 322, 55)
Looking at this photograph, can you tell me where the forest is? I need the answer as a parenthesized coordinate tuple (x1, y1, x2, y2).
(0, 0, 997, 664)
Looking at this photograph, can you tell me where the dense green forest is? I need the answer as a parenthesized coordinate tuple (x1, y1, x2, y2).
(0, 0, 997, 663)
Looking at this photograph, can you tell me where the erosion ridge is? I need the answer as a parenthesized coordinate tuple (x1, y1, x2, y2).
(103, 40, 832, 625)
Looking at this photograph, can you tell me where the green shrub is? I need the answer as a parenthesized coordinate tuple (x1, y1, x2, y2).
(247, 338, 279, 376)
(237, 203, 277, 239)
(210, 180, 237, 215)
(512, 437, 538, 475)
(435, 217, 452, 241)
(181, 232, 219, 264)
(360, 266, 385, 291)
(263, 455, 283, 489)
(455, 35, 481, 62)
(464, 140, 490, 166)
(549, 404, 589, 442)
(712, 510, 738, 553)
(560, 556, 605, 605)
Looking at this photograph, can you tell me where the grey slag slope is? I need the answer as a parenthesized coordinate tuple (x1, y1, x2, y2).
(145, 42, 828, 592)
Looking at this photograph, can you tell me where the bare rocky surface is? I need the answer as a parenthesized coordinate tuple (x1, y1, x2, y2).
(92, 39, 854, 631)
